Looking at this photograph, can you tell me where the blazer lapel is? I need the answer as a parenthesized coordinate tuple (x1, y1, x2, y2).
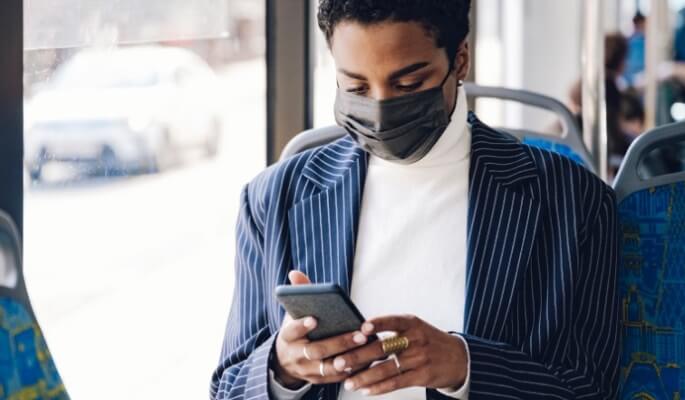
(464, 113, 543, 341)
(287, 135, 368, 295)
(288, 135, 368, 400)
(288, 115, 543, 398)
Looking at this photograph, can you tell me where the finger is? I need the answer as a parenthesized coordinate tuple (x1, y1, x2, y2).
(305, 331, 369, 363)
(280, 316, 317, 343)
(344, 353, 424, 392)
(289, 270, 311, 285)
(362, 315, 415, 335)
(302, 360, 351, 385)
(358, 369, 426, 396)
(331, 339, 386, 373)
(332, 327, 429, 372)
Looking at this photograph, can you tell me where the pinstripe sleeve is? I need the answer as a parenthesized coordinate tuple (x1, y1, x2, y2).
(462, 187, 620, 400)
(210, 184, 277, 400)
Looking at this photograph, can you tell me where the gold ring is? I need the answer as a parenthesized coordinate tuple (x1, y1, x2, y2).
(381, 336, 410, 355)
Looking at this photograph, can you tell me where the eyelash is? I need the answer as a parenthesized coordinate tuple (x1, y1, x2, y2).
(397, 81, 423, 92)
(346, 81, 424, 95)
(347, 86, 367, 94)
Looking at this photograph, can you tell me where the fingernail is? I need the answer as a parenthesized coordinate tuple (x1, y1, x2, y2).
(362, 322, 374, 333)
(334, 357, 346, 371)
(304, 317, 316, 328)
(353, 332, 367, 344)
(344, 380, 355, 391)
(361, 389, 371, 396)
(344, 367, 352, 374)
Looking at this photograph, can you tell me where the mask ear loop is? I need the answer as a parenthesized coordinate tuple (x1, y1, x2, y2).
(440, 60, 465, 88)
(439, 66, 454, 88)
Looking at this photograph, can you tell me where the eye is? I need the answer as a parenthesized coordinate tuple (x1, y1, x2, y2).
(396, 81, 423, 92)
(346, 86, 368, 95)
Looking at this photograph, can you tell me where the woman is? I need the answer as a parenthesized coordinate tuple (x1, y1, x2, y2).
(211, 1, 620, 399)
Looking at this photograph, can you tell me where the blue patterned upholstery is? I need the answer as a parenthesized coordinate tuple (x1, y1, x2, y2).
(522, 137, 588, 169)
(619, 182, 685, 399)
(0, 298, 68, 400)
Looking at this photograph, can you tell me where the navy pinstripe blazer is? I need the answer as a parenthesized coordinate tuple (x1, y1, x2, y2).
(211, 113, 620, 400)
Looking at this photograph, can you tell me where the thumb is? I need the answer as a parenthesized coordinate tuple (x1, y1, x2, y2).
(289, 270, 311, 285)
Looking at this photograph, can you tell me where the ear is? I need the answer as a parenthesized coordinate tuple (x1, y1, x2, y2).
(453, 41, 470, 82)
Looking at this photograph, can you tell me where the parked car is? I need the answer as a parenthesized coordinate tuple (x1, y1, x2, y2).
(25, 46, 223, 182)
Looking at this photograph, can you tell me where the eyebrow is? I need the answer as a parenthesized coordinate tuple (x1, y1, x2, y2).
(338, 62, 431, 81)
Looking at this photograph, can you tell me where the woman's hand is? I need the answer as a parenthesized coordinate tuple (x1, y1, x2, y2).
(270, 271, 371, 389)
(332, 315, 468, 396)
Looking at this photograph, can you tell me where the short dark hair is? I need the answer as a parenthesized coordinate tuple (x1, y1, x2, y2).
(317, 0, 471, 65)
(633, 11, 646, 25)
(605, 32, 628, 74)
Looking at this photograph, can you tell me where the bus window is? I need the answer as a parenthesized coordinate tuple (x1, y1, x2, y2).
(22, 1, 265, 399)
(312, 1, 337, 128)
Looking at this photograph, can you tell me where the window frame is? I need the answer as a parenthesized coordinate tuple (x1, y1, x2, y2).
(266, 0, 314, 164)
(0, 0, 23, 235)
(4, 0, 316, 226)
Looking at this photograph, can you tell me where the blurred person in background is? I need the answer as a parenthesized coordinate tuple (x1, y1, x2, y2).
(624, 11, 646, 87)
(569, 33, 642, 176)
(619, 90, 645, 142)
(660, 7, 685, 125)
(625, 6, 685, 126)
(675, 8, 685, 62)
(605, 33, 634, 167)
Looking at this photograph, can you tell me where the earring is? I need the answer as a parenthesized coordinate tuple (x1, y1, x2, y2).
(457, 80, 464, 87)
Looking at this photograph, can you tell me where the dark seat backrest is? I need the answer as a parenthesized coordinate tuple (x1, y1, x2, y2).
(613, 121, 685, 399)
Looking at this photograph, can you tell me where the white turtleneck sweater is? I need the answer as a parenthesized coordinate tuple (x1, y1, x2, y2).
(271, 87, 471, 400)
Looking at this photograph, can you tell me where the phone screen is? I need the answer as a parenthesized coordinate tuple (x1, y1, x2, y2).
(276, 284, 368, 341)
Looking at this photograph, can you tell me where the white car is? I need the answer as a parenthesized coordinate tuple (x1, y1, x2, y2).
(25, 46, 223, 181)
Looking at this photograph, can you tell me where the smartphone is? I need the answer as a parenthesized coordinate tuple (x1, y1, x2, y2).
(275, 283, 376, 342)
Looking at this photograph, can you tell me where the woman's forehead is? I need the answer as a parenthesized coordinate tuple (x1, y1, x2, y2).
(330, 21, 442, 78)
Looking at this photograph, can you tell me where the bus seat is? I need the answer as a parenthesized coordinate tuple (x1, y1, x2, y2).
(280, 84, 595, 174)
(463, 83, 596, 173)
(0, 211, 68, 400)
(613, 121, 685, 399)
(279, 125, 347, 162)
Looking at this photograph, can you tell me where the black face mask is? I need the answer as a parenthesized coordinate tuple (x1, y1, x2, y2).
(334, 71, 454, 164)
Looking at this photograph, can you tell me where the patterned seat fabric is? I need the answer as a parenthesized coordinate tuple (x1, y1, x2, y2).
(0, 298, 68, 400)
(619, 182, 685, 399)
(521, 137, 587, 169)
